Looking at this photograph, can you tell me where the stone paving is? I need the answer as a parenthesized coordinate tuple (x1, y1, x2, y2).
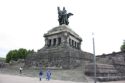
(0, 74, 125, 83)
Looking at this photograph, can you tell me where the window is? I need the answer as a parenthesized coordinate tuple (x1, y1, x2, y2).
(53, 38, 56, 46)
(58, 37, 61, 45)
(72, 40, 74, 46)
(69, 38, 71, 46)
(48, 39, 51, 47)
(75, 42, 76, 48)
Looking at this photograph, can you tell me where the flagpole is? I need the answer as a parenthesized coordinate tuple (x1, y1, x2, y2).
(92, 33, 96, 83)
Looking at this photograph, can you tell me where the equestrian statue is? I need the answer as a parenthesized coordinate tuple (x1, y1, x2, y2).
(57, 7, 73, 25)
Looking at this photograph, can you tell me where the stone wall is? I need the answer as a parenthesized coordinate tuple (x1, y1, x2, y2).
(85, 51, 125, 81)
(96, 52, 125, 76)
(25, 44, 93, 69)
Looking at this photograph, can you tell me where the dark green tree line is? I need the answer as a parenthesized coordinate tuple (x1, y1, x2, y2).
(121, 40, 125, 52)
(6, 48, 34, 63)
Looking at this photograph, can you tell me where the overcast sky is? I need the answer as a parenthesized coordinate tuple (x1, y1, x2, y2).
(0, 0, 125, 58)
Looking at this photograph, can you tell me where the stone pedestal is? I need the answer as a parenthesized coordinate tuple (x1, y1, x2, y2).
(25, 25, 92, 69)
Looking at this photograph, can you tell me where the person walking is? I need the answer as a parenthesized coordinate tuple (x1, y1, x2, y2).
(39, 70, 43, 81)
(46, 69, 51, 80)
(19, 67, 23, 74)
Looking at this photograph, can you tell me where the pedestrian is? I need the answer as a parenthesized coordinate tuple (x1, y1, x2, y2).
(19, 67, 23, 74)
(39, 70, 43, 81)
(46, 69, 51, 80)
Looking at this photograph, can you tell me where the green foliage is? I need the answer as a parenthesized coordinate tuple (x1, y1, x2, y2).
(120, 41, 125, 52)
(6, 48, 34, 63)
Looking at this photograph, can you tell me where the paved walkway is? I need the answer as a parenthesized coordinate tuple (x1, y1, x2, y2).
(0, 74, 125, 83)
(0, 74, 83, 83)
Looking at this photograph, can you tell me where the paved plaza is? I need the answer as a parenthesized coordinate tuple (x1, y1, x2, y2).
(0, 74, 125, 83)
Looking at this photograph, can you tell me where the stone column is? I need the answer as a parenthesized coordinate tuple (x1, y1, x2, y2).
(69, 38, 71, 46)
(75, 42, 77, 48)
(77, 43, 80, 49)
(79, 42, 81, 50)
(75, 42, 76, 48)
(56, 38, 59, 45)
(45, 38, 48, 46)
(51, 39, 54, 46)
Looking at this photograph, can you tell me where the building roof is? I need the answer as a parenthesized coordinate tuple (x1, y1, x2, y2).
(44, 24, 82, 40)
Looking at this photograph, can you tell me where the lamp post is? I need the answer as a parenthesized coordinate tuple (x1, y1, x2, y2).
(92, 33, 96, 83)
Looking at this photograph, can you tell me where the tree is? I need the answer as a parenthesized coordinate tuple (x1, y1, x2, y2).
(6, 48, 34, 63)
(120, 40, 125, 52)
(11, 50, 18, 61)
(6, 50, 13, 63)
(18, 48, 28, 59)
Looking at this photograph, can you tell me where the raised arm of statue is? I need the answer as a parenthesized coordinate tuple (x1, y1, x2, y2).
(57, 7, 60, 13)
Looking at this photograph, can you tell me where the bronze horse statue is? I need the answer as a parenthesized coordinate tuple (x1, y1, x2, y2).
(57, 7, 73, 25)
